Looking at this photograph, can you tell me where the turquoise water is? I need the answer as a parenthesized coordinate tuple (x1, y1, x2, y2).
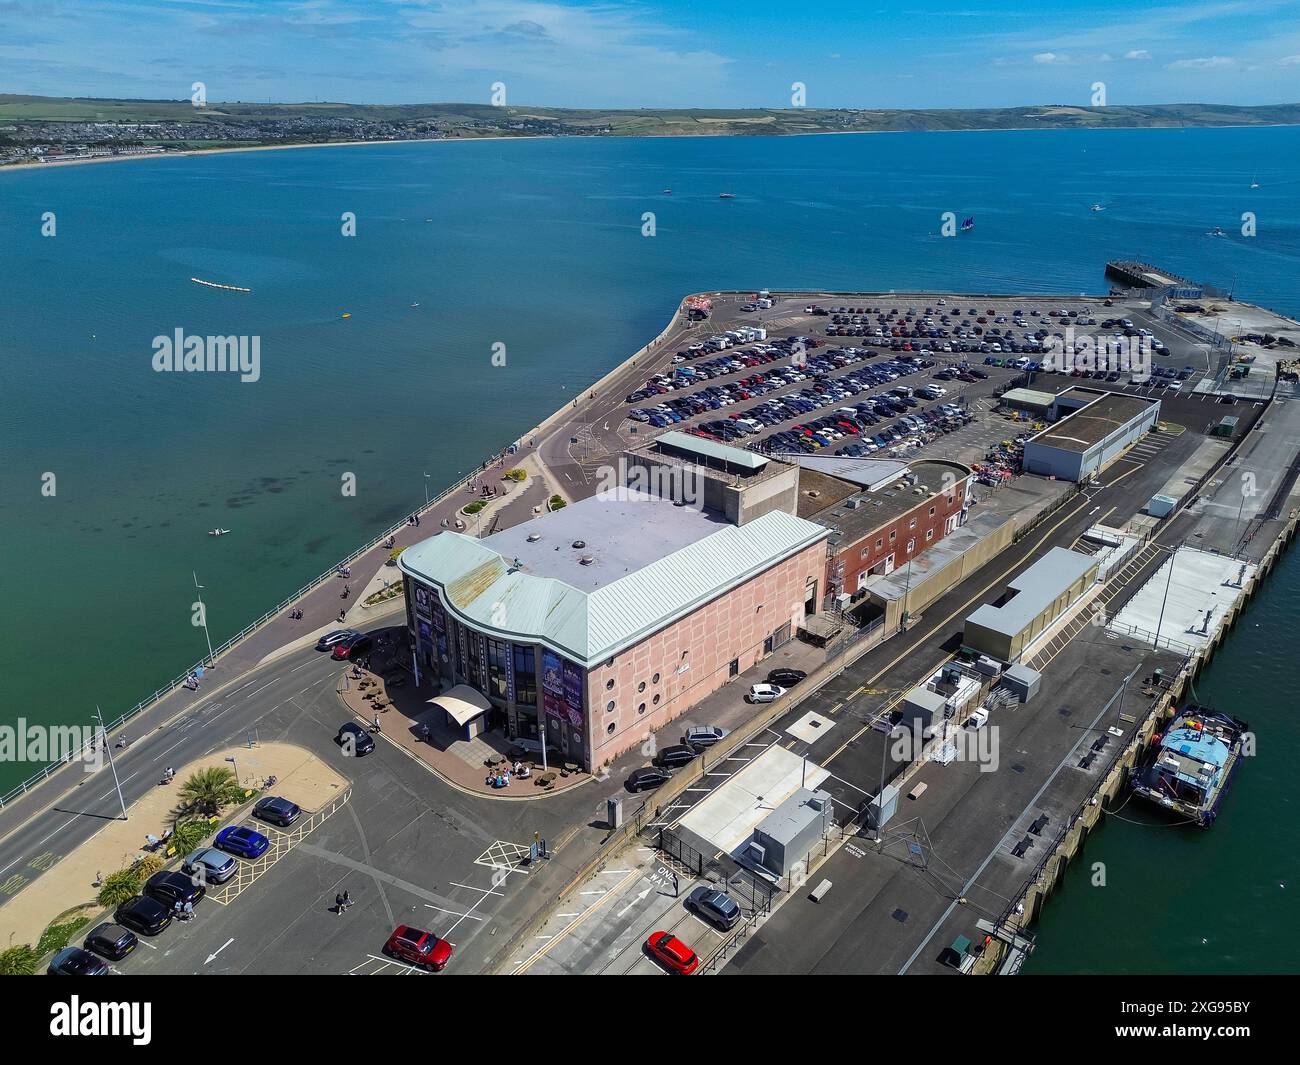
(1, 132, 1298, 969)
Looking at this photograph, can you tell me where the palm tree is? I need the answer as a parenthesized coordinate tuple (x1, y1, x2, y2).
(175, 766, 241, 819)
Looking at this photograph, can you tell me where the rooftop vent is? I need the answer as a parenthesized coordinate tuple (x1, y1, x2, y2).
(571, 540, 586, 549)
(526, 533, 542, 542)
(578, 556, 595, 566)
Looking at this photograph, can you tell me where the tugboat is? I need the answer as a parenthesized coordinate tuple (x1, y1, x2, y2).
(1129, 704, 1249, 827)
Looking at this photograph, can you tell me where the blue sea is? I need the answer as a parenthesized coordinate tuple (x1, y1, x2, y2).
(1, 125, 1298, 970)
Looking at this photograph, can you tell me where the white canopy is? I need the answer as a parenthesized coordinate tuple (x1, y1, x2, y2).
(430, 685, 492, 727)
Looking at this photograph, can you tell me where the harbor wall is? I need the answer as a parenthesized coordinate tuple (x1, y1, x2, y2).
(975, 510, 1299, 974)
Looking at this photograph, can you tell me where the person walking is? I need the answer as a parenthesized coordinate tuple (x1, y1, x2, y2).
(335, 892, 345, 916)
(373, 715, 381, 734)
(342, 890, 352, 912)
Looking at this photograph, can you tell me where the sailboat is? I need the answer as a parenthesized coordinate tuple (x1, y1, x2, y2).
(959, 216, 975, 232)
(1250, 174, 1260, 189)
(208, 528, 231, 537)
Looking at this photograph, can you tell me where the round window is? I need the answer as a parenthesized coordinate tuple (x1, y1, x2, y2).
(652, 694, 661, 706)
(606, 721, 615, 734)
(606, 700, 615, 712)
(652, 672, 661, 684)
(605, 678, 614, 690)
(637, 681, 646, 693)
(638, 703, 646, 714)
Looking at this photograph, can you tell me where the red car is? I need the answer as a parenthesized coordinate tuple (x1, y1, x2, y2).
(383, 925, 453, 971)
(330, 633, 373, 661)
(645, 931, 698, 975)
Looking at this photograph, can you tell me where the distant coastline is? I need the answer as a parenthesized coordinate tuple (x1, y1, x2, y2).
(3, 120, 1297, 178)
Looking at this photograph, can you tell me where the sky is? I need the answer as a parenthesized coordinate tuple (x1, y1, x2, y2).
(2, 0, 1298, 109)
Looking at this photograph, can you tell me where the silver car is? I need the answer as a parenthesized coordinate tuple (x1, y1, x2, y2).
(183, 846, 237, 885)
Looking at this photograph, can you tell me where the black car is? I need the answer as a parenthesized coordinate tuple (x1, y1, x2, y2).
(766, 668, 808, 687)
(686, 886, 742, 930)
(144, 870, 206, 909)
(48, 946, 110, 976)
(253, 795, 301, 827)
(654, 744, 697, 770)
(625, 766, 672, 792)
(316, 628, 358, 651)
(83, 922, 138, 961)
(337, 721, 375, 755)
(114, 895, 172, 936)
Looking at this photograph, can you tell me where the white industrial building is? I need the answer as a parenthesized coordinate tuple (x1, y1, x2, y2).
(1022, 389, 1160, 482)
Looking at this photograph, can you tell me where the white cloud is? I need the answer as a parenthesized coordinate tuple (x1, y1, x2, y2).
(1033, 51, 1062, 64)
(1279, 54, 1300, 65)
(1124, 49, 1152, 60)
(1166, 55, 1236, 69)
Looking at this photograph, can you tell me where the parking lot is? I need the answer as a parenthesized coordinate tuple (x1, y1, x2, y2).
(617, 293, 1208, 473)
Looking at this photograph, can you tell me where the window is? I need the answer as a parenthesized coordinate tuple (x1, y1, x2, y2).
(652, 672, 660, 684)
(466, 632, 484, 690)
(512, 645, 537, 706)
(926, 529, 935, 541)
(637, 681, 646, 693)
(653, 694, 661, 705)
(860, 546, 869, 560)
(638, 703, 646, 714)
(606, 700, 615, 713)
(929, 506, 936, 516)
(729, 658, 739, 677)
(606, 722, 615, 734)
(909, 518, 917, 530)
(889, 530, 897, 542)
(875, 537, 883, 549)
(486, 639, 509, 700)
(605, 678, 614, 690)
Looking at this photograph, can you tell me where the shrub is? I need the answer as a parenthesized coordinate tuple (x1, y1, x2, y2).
(548, 495, 567, 510)
(36, 915, 92, 957)
(97, 868, 141, 908)
(0, 945, 39, 976)
(170, 819, 214, 854)
(132, 854, 164, 880)
(464, 500, 486, 514)
(505, 468, 527, 482)
(387, 545, 406, 565)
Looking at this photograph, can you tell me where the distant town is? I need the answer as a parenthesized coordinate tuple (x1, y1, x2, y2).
(3, 94, 1297, 167)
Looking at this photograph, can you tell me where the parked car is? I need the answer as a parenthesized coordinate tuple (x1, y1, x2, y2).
(331, 633, 373, 660)
(83, 922, 138, 961)
(686, 886, 742, 930)
(182, 846, 237, 884)
(253, 795, 301, 827)
(383, 925, 454, 971)
(214, 825, 270, 860)
(655, 744, 698, 770)
(625, 766, 672, 792)
(683, 725, 729, 751)
(645, 931, 699, 975)
(48, 946, 110, 976)
(315, 629, 358, 651)
(114, 895, 172, 937)
(746, 683, 787, 704)
(766, 668, 808, 687)
(337, 721, 375, 756)
(144, 870, 206, 910)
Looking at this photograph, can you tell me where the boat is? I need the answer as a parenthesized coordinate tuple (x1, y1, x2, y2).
(1250, 173, 1260, 189)
(410, 301, 420, 308)
(1207, 226, 1227, 237)
(1129, 704, 1249, 827)
(340, 312, 352, 319)
(719, 192, 735, 199)
(208, 528, 230, 537)
(663, 188, 672, 194)
(191, 277, 251, 293)
(1090, 203, 1105, 212)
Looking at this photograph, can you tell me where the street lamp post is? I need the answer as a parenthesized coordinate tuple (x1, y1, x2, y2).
(193, 571, 215, 668)
(225, 755, 240, 787)
(423, 471, 431, 508)
(95, 706, 128, 821)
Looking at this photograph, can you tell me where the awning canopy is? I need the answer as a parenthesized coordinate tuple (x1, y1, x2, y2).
(430, 684, 492, 727)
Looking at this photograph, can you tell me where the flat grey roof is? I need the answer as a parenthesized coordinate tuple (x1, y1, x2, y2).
(1002, 387, 1057, 407)
(966, 546, 1097, 638)
(784, 455, 909, 491)
(755, 788, 832, 846)
(655, 430, 769, 472)
(484, 489, 728, 593)
(1027, 392, 1157, 454)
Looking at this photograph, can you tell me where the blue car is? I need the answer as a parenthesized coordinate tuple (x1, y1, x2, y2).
(215, 825, 269, 860)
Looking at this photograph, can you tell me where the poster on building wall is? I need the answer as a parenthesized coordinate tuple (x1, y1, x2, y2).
(562, 661, 585, 728)
(413, 584, 433, 619)
(417, 619, 432, 644)
(543, 691, 564, 726)
(432, 603, 448, 660)
(541, 650, 563, 696)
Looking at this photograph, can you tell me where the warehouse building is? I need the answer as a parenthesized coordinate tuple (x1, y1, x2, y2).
(963, 547, 1099, 662)
(1022, 389, 1160, 481)
(400, 440, 828, 772)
